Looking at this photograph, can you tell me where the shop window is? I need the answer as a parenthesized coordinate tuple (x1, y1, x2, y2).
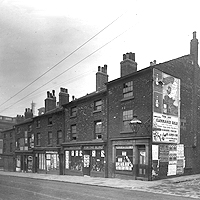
(46, 152, 59, 171)
(48, 117, 53, 125)
(71, 125, 77, 141)
(91, 150, 105, 172)
(57, 130, 62, 145)
(39, 154, 46, 170)
(122, 110, 133, 131)
(94, 121, 102, 139)
(48, 131, 53, 145)
(115, 146, 133, 171)
(36, 120, 41, 128)
(36, 133, 41, 146)
(65, 150, 82, 171)
(94, 100, 102, 111)
(70, 107, 77, 117)
(123, 81, 133, 98)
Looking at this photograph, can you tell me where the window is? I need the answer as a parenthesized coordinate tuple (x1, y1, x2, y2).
(3, 143, 6, 153)
(94, 121, 102, 139)
(94, 100, 102, 111)
(48, 131, 53, 145)
(70, 107, 77, 117)
(36, 120, 41, 128)
(48, 117, 53, 125)
(10, 143, 12, 152)
(123, 81, 133, 98)
(16, 138, 20, 149)
(16, 127, 20, 134)
(4, 133, 6, 139)
(36, 133, 41, 146)
(123, 110, 133, 131)
(10, 132, 12, 138)
(71, 125, 77, 141)
(28, 124, 32, 132)
(57, 130, 62, 145)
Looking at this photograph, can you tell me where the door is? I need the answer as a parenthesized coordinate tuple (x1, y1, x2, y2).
(83, 151, 91, 176)
(137, 147, 146, 178)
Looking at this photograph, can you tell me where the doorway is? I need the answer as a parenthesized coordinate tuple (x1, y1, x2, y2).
(137, 146, 146, 178)
(83, 151, 91, 176)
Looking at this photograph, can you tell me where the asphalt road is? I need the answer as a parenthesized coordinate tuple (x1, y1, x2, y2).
(0, 175, 195, 200)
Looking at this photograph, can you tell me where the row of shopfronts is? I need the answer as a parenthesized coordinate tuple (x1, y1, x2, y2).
(12, 141, 151, 179)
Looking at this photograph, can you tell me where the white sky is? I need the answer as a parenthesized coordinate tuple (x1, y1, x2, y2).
(0, 0, 199, 117)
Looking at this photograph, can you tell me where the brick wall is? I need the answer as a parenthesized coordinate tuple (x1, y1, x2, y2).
(64, 91, 107, 142)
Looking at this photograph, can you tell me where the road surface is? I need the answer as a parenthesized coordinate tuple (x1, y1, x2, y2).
(0, 175, 194, 200)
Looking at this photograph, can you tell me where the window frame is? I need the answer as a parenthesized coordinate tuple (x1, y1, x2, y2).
(94, 121, 102, 139)
(48, 131, 53, 145)
(48, 117, 53, 125)
(57, 130, 62, 145)
(94, 99, 102, 111)
(36, 133, 41, 146)
(123, 81, 133, 98)
(70, 107, 77, 117)
(71, 125, 77, 141)
(36, 120, 41, 128)
(122, 110, 133, 132)
(28, 124, 32, 132)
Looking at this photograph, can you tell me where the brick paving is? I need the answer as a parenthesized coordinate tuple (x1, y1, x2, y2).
(144, 179, 200, 199)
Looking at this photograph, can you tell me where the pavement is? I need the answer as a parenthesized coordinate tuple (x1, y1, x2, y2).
(0, 171, 200, 198)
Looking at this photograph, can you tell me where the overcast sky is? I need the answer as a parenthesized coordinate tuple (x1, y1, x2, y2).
(0, 0, 200, 117)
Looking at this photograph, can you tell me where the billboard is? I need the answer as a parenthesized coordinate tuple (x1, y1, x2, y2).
(153, 69, 180, 143)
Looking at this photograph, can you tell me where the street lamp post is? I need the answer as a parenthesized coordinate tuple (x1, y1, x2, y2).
(129, 115, 142, 134)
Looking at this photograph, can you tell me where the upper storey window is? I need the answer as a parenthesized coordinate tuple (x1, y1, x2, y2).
(94, 100, 102, 111)
(70, 107, 77, 117)
(48, 117, 52, 125)
(123, 81, 133, 98)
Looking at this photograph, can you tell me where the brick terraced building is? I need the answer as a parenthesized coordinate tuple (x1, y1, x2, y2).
(1, 32, 200, 181)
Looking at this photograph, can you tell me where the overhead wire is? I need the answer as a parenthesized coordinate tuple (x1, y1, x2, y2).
(0, 10, 128, 108)
(0, 24, 136, 114)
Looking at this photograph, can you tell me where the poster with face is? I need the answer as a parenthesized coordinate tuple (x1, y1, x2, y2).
(153, 69, 180, 143)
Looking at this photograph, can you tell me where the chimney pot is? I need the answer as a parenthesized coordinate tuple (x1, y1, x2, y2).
(98, 66, 101, 71)
(52, 90, 55, 96)
(104, 64, 107, 73)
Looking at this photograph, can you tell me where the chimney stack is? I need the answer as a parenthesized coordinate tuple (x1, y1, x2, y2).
(45, 90, 57, 112)
(59, 87, 69, 106)
(96, 64, 108, 91)
(120, 52, 137, 77)
(190, 31, 198, 65)
(24, 108, 33, 119)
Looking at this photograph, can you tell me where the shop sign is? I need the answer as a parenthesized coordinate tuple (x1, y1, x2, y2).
(46, 151, 57, 154)
(116, 146, 133, 149)
(83, 145, 103, 150)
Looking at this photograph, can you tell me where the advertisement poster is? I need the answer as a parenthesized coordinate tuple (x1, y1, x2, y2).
(152, 145, 159, 160)
(153, 69, 180, 143)
(115, 146, 133, 171)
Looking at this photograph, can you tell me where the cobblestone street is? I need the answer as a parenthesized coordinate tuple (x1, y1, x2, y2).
(145, 179, 200, 199)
